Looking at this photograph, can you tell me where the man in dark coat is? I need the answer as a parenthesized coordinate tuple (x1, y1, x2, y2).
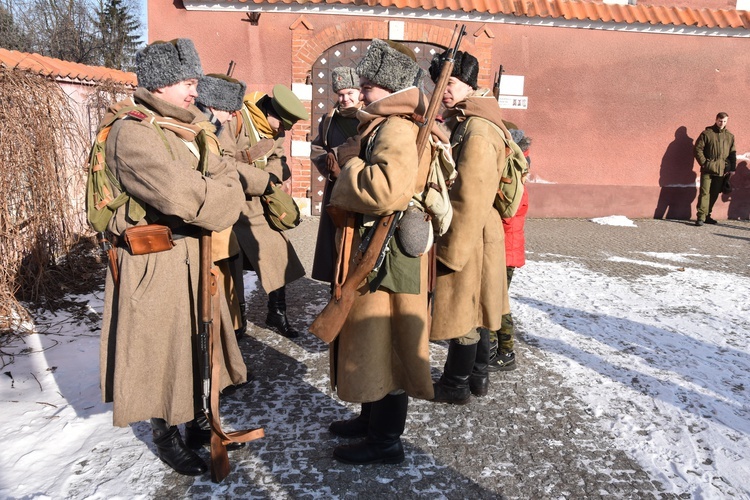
(310, 66, 362, 283)
(694, 112, 736, 226)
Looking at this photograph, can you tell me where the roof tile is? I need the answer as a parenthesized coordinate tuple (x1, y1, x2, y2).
(227, 0, 750, 29)
(0, 48, 136, 86)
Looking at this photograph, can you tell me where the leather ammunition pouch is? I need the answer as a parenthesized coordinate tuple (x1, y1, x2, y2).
(123, 225, 175, 255)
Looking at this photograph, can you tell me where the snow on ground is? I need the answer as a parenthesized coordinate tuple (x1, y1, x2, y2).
(1, 253, 749, 498)
(590, 215, 638, 227)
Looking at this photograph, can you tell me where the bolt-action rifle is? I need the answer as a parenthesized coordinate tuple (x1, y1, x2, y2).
(308, 24, 467, 344)
(195, 136, 265, 484)
(492, 65, 504, 99)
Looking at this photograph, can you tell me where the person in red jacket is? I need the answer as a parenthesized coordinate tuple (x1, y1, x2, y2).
(488, 129, 531, 371)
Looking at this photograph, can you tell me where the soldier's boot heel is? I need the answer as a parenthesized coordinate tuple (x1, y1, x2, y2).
(150, 418, 207, 476)
(329, 402, 372, 439)
(469, 328, 490, 396)
(333, 393, 407, 465)
(266, 286, 300, 338)
(432, 340, 477, 404)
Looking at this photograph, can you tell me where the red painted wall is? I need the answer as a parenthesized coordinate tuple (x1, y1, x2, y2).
(148, 2, 750, 220)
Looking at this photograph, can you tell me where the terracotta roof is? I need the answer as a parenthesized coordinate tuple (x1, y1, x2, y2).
(216, 0, 750, 30)
(0, 48, 137, 86)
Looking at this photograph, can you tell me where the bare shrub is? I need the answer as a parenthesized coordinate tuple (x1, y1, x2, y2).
(0, 68, 93, 337)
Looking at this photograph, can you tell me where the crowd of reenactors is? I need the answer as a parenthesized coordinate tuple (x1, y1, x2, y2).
(93, 35, 531, 478)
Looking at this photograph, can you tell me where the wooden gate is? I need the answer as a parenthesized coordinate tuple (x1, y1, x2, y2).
(309, 39, 444, 215)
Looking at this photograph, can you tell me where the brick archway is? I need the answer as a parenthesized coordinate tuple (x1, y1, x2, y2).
(288, 17, 492, 201)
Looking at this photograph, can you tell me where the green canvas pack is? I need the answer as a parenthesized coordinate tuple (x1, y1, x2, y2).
(85, 102, 172, 232)
(262, 184, 301, 231)
(453, 117, 528, 219)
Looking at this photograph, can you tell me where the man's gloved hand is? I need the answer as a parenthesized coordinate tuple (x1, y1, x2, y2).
(326, 152, 341, 179)
(335, 136, 361, 168)
(264, 173, 281, 196)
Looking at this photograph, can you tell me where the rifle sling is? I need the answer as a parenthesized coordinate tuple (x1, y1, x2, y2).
(205, 266, 264, 482)
(333, 212, 356, 302)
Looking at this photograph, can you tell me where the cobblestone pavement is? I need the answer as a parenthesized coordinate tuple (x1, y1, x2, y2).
(155, 217, 749, 499)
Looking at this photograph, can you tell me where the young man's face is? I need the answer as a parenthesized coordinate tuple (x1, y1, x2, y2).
(337, 88, 361, 108)
(212, 109, 232, 125)
(359, 78, 391, 106)
(442, 77, 473, 109)
(155, 79, 199, 109)
(715, 116, 728, 130)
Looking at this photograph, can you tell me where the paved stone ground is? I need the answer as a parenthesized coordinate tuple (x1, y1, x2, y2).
(154, 217, 749, 499)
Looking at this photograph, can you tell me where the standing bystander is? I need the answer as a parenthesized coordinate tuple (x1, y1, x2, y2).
(310, 67, 362, 284)
(694, 112, 736, 226)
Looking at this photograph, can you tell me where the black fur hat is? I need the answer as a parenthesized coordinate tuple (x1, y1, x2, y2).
(429, 50, 478, 90)
(356, 39, 422, 93)
(196, 74, 246, 112)
(136, 38, 203, 91)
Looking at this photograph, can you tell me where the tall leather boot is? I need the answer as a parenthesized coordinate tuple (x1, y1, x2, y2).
(150, 418, 207, 476)
(329, 402, 372, 439)
(469, 328, 490, 397)
(266, 286, 299, 338)
(432, 340, 478, 405)
(184, 413, 245, 451)
(333, 393, 407, 465)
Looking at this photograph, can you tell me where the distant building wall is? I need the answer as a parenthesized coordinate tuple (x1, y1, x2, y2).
(149, 2, 750, 220)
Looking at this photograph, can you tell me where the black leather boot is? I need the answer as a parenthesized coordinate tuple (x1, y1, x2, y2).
(333, 393, 407, 465)
(150, 418, 207, 476)
(469, 328, 490, 397)
(266, 286, 299, 338)
(184, 413, 245, 451)
(329, 402, 372, 439)
(432, 340, 478, 404)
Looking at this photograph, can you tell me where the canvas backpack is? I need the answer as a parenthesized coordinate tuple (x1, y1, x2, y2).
(452, 116, 528, 219)
(85, 100, 178, 232)
(364, 118, 457, 237)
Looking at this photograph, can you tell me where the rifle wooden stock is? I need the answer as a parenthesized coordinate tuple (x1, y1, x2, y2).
(309, 213, 396, 343)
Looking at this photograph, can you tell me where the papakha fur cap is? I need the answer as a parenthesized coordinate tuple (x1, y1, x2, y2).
(136, 38, 203, 91)
(356, 39, 422, 93)
(196, 74, 247, 112)
(331, 67, 359, 93)
(429, 50, 479, 90)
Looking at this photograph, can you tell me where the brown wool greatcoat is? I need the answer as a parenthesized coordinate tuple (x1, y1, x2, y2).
(223, 114, 305, 293)
(430, 92, 511, 341)
(100, 89, 248, 427)
(328, 88, 441, 403)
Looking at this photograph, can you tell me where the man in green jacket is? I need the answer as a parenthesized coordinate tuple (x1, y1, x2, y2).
(693, 112, 736, 226)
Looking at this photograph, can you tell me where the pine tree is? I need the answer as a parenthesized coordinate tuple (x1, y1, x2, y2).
(95, 0, 140, 70)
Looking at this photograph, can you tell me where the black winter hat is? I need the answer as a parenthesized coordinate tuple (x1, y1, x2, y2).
(429, 50, 478, 90)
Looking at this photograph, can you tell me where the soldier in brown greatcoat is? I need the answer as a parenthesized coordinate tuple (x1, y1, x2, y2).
(226, 85, 308, 338)
(99, 39, 247, 476)
(325, 40, 450, 465)
(428, 50, 511, 404)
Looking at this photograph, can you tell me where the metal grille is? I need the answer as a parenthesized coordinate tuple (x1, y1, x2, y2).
(309, 39, 444, 215)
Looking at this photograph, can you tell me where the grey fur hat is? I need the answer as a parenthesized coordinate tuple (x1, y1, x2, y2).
(136, 38, 203, 91)
(331, 67, 359, 93)
(356, 39, 422, 93)
(196, 74, 246, 112)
